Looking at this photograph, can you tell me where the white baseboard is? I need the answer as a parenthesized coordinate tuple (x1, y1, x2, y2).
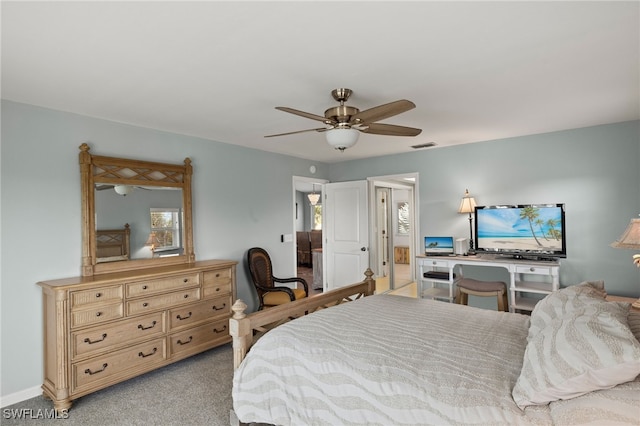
(0, 386, 42, 408)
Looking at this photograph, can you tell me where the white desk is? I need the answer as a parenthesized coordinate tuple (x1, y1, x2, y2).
(416, 255, 560, 313)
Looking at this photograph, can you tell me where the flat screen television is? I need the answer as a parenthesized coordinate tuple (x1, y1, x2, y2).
(474, 204, 566, 259)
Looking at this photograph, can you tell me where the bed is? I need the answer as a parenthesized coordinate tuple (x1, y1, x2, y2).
(95, 224, 130, 263)
(230, 273, 640, 425)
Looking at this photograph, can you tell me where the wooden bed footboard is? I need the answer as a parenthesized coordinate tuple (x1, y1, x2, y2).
(229, 268, 376, 369)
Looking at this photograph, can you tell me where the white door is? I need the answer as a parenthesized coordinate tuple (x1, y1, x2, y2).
(324, 180, 369, 290)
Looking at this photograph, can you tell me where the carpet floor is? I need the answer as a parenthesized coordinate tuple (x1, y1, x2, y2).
(3, 344, 234, 426)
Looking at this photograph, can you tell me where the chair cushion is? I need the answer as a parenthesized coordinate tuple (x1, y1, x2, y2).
(263, 288, 307, 306)
(457, 278, 506, 292)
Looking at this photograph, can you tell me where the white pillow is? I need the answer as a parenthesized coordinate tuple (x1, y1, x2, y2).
(513, 300, 640, 409)
(528, 281, 606, 342)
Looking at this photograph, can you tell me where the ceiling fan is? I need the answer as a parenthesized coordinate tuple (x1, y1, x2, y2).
(96, 184, 150, 196)
(265, 88, 422, 151)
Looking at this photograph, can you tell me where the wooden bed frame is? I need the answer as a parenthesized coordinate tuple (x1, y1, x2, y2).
(95, 223, 130, 263)
(230, 268, 376, 370)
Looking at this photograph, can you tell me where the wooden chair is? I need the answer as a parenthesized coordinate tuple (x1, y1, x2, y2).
(455, 278, 509, 312)
(247, 247, 309, 310)
(296, 232, 311, 266)
(310, 230, 322, 267)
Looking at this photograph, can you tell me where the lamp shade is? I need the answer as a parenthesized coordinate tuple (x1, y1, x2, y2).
(325, 128, 359, 151)
(611, 218, 640, 249)
(145, 232, 158, 245)
(145, 232, 160, 248)
(457, 189, 477, 214)
(114, 185, 133, 196)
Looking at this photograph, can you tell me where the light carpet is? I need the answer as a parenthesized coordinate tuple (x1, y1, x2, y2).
(2, 344, 233, 425)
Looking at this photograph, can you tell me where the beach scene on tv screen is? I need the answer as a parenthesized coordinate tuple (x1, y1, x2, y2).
(425, 236, 454, 252)
(477, 206, 563, 251)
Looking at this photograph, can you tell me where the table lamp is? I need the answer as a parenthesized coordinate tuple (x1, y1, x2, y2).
(610, 217, 640, 309)
(145, 232, 160, 257)
(458, 189, 477, 254)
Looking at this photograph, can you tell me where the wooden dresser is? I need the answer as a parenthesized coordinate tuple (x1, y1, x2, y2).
(37, 259, 237, 412)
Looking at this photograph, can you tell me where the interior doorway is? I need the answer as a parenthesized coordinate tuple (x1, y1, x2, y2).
(369, 174, 418, 293)
(293, 176, 327, 295)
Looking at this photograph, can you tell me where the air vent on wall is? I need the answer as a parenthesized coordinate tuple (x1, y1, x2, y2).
(411, 142, 437, 149)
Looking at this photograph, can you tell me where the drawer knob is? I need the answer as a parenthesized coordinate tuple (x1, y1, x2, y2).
(212, 303, 226, 311)
(142, 303, 149, 307)
(142, 285, 148, 290)
(183, 278, 188, 283)
(177, 336, 193, 346)
(432, 261, 437, 265)
(183, 294, 189, 299)
(95, 292, 102, 298)
(216, 287, 220, 292)
(95, 312, 102, 317)
(138, 321, 157, 331)
(530, 267, 535, 272)
(176, 312, 192, 321)
(84, 333, 107, 344)
(216, 273, 220, 277)
(138, 348, 158, 358)
(84, 363, 108, 375)
(213, 325, 228, 334)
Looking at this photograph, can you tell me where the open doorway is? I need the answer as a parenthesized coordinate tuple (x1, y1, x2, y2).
(293, 176, 327, 296)
(369, 174, 418, 293)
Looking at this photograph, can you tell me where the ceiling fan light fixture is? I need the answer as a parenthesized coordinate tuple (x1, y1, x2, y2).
(325, 128, 359, 151)
(114, 184, 133, 196)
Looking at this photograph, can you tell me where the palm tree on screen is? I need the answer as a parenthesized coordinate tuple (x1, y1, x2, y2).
(520, 206, 543, 246)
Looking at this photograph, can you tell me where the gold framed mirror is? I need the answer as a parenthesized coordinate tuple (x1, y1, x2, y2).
(79, 143, 195, 276)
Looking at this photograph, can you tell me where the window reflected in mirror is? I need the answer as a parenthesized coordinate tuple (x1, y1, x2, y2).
(150, 207, 183, 257)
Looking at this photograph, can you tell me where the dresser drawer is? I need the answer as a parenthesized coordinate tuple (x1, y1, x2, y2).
(425, 259, 449, 268)
(72, 312, 166, 359)
(71, 303, 124, 328)
(126, 288, 200, 316)
(126, 274, 199, 298)
(202, 268, 233, 299)
(514, 265, 553, 275)
(168, 318, 229, 357)
(168, 295, 231, 331)
(72, 338, 166, 392)
(71, 285, 123, 309)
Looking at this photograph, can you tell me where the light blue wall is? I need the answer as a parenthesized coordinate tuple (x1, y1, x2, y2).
(0, 100, 328, 397)
(1, 99, 638, 400)
(329, 121, 640, 296)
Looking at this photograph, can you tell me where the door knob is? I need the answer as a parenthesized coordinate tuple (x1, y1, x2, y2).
(361, 247, 367, 251)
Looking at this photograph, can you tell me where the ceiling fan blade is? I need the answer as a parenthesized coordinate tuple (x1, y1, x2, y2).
(360, 123, 422, 137)
(275, 107, 332, 123)
(351, 100, 416, 124)
(265, 127, 328, 138)
(95, 184, 113, 191)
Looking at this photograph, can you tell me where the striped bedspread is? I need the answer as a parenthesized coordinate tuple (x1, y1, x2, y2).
(233, 294, 554, 425)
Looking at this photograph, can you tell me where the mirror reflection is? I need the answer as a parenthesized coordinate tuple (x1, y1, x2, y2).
(397, 201, 410, 235)
(95, 184, 184, 261)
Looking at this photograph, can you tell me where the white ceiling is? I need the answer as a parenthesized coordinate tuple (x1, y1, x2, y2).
(2, 1, 638, 164)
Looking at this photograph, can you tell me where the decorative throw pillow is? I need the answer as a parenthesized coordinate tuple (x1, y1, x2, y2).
(513, 300, 640, 409)
(528, 281, 606, 342)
